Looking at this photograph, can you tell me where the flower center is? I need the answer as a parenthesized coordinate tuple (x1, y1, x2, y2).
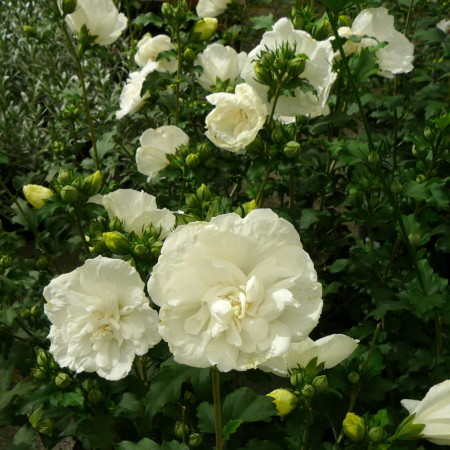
(220, 289, 247, 319)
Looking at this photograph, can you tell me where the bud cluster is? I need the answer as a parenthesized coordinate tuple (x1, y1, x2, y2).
(168, 142, 214, 172)
(53, 168, 103, 205)
(289, 357, 328, 401)
(31, 349, 71, 389)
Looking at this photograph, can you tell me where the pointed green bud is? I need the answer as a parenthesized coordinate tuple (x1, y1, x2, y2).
(109, 217, 123, 232)
(267, 389, 298, 416)
(61, 0, 77, 16)
(348, 371, 360, 384)
(368, 426, 386, 442)
(196, 184, 212, 202)
(192, 18, 218, 41)
(37, 349, 52, 367)
(0, 255, 12, 269)
(197, 142, 212, 159)
(343, 413, 366, 442)
(21, 308, 31, 319)
(390, 180, 403, 194)
(416, 174, 426, 183)
(186, 153, 200, 169)
(338, 15, 352, 27)
(288, 55, 307, 77)
(246, 137, 264, 155)
(290, 370, 303, 388)
(283, 141, 301, 158)
(87, 389, 103, 405)
(31, 305, 42, 317)
(32, 367, 47, 380)
(60, 185, 79, 203)
(254, 61, 272, 85)
(408, 232, 421, 247)
(271, 129, 284, 144)
(103, 231, 130, 255)
(57, 169, 71, 186)
(161, 2, 173, 19)
(36, 256, 49, 270)
(83, 170, 102, 196)
(55, 372, 71, 388)
(234, 200, 258, 218)
(185, 194, 198, 209)
(368, 151, 379, 164)
(174, 421, 190, 440)
(184, 47, 196, 62)
(273, 57, 286, 72)
(301, 384, 316, 398)
(133, 244, 147, 257)
(392, 414, 425, 441)
(312, 375, 328, 393)
(188, 433, 202, 448)
(312, 18, 332, 40)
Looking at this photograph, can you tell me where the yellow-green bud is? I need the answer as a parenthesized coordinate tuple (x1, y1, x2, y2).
(196, 184, 212, 202)
(267, 389, 298, 416)
(61, 0, 77, 15)
(301, 384, 315, 398)
(312, 19, 332, 40)
(36, 256, 49, 270)
(392, 414, 425, 441)
(185, 194, 198, 209)
(133, 244, 147, 257)
(55, 372, 71, 388)
(368, 426, 385, 442)
(368, 151, 379, 164)
(174, 421, 190, 440)
(347, 371, 360, 384)
(343, 413, 366, 442)
(109, 217, 123, 232)
(290, 371, 303, 388)
(408, 232, 421, 247)
(288, 55, 307, 77)
(23, 185, 54, 209)
(423, 126, 433, 140)
(57, 169, 71, 186)
(338, 15, 352, 27)
(21, 308, 31, 320)
(312, 375, 328, 393)
(234, 200, 258, 217)
(83, 170, 102, 196)
(0, 255, 12, 269)
(416, 174, 426, 183)
(192, 18, 218, 41)
(254, 61, 272, 85)
(23, 25, 36, 37)
(186, 153, 200, 169)
(161, 2, 173, 19)
(32, 367, 47, 380)
(273, 57, 286, 72)
(390, 180, 403, 194)
(103, 232, 129, 255)
(283, 141, 301, 158)
(60, 185, 79, 203)
(271, 129, 284, 143)
(37, 349, 52, 367)
(188, 433, 202, 448)
(31, 305, 42, 317)
(88, 389, 103, 405)
(184, 48, 196, 63)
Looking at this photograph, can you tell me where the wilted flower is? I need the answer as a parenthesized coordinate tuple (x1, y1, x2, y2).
(136, 125, 189, 180)
(134, 34, 177, 72)
(267, 389, 298, 416)
(23, 184, 54, 209)
(436, 19, 450, 34)
(148, 209, 323, 372)
(196, 43, 247, 91)
(337, 7, 414, 78)
(62, 0, 127, 46)
(116, 62, 156, 119)
(401, 379, 450, 445)
(259, 334, 358, 376)
(205, 83, 267, 152)
(44, 256, 161, 380)
(196, 0, 231, 18)
(89, 189, 175, 238)
(241, 18, 336, 117)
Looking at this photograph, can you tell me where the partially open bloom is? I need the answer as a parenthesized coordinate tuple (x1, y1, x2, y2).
(148, 209, 323, 372)
(259, 334, 359, 376)
(116, 62, 156, 119)
(192, 18, 218, 41)
(134, 34, 177, 72)
(23, 184, 54, 209)
(196, 43, 247, 91)
(241, 18, 336, 117)
(205, 83, 267, 152)
(196, 0, 231, 18)
(267, 389, 298, 416)
(44, 256, 161, 380)
(401, 379, 450, 445)
(337, 7, 414, 78)
(136, 125, 189, 180)
(436, 19, 450, 34)
(62, 0, 127, 46)
(89, 189, 175, 238)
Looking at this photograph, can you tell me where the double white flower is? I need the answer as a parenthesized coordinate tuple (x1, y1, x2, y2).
(134, 34, 177, 73)
(241, 18, 336, 117)
(148, 209, 323, 372)
(205, 83, 267, 152)
(44, 256, 161, 381)
(337, 7, 414, 78)
(63, 0, 127, 46)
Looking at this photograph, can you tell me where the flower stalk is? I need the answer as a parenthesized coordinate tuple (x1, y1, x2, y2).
(211, 365, 224, 450)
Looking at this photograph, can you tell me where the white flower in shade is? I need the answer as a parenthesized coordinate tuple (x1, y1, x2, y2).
(436, 19, 450, 34)
(44, 256, 161, 381)
(196, 43, 247, 91)
(134, 34, 177, 72)
(89, 189, 175, 238)
(205, 83, 267, 152)
(196, 0, 231, 18)
(63, 0, 127, 46)
(241, 18, 336, 118)
(259, 334, 359, 376)
(337, 7, 414, 78)
(116, 62, 156, 119)
(148, 209, 323, 372)
(136, 125, 189, 180)
(401, 380, 450, 445)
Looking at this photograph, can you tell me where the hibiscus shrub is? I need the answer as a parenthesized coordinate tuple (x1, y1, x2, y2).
(0, 0, 449, 448)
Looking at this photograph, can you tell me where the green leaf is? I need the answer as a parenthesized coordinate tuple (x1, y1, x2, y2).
(319, 0, 362, 12)
(249, 14, 275, 30)
(49, 389, 84, 408)
(133, 12, 164, 28)
(116, 438, 162, 450)
(76, 415, 115, 450)
(145, 358, 209, 421)
(222, 419, 243, 439)
(197, 401, 215, 433)
(11, 424, 38, 450)
(0, 150, 9, 164)
(222, 387, 276, 423)
(161, 442, 189, 450)
(348, 47, 379, 84)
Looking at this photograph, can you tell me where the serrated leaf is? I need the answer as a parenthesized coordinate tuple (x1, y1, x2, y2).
(49, 389, 84, 408)
(133, 12, 164, 28)
(116, 438, 161, 449)
(250, 14, 275, 30)
(197, 401, 215, 433)
(222, 387, 276, 423)
(11, 424, 38, 450)
(348, 47, 379, 83)
(222, 419, 243, 439)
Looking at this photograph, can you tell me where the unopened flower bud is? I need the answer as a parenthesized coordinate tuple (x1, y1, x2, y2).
(37, 349, 52, 367)
(283, 141, 301, 158)
(0, 255, 12, 269)
(184, 47, 196, 62)
(254, 61, 272, 85)
(108, 217, 123, 232)
(174, 421, 190, 440)
(267, 389, 298, 416)
(55, 372, 71, 388)
(390, 180, 403, 194)
(133, 244, 147, 257)
(197, 143, 212, 159)
(60, 185, 79, 203)
(290, 371, 303, 388)
(368, 426, 385, 442)
(174, 1, 188, 20)
(312, 375, 328, 393)
(423, 126, 433, 140)
(21, 308, 31, 319)
(273, 57, 286, 72)
(301, 384, 315, 398)
(343, 413, 366, 442)
(57, 169, 71, 186)
(312, 19, 332, 40)
(271, 129, 284, 143)
(35, 255, 49, 270)
(368, 151, 379, 164)
(338, 15, 352, 27)
(288, 55, 307, 77)
(246, 137, 264, 155)
(186, 153, 200, 169)
(88, 389, 103, 405)
(416, 174, 426, 183)
(103, 232, 129, 255)
(408, 232, 421, 247)
(32, 367, 47, 380)
(161, 2, 173, 19)
(83, 170, 102, 196)
(188, 433, 202, 448)
(196, 184, 212, 202)
(23, 185, 54, 209)
(31, 305, 42, 317)
(392, 414, 425, 441)
(61, 0, 77, 15)
(185, 194, 198, 209)
(151, 241, 163, 258)
(348, 371, 360, 384)
(192, 18, 218, 41)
